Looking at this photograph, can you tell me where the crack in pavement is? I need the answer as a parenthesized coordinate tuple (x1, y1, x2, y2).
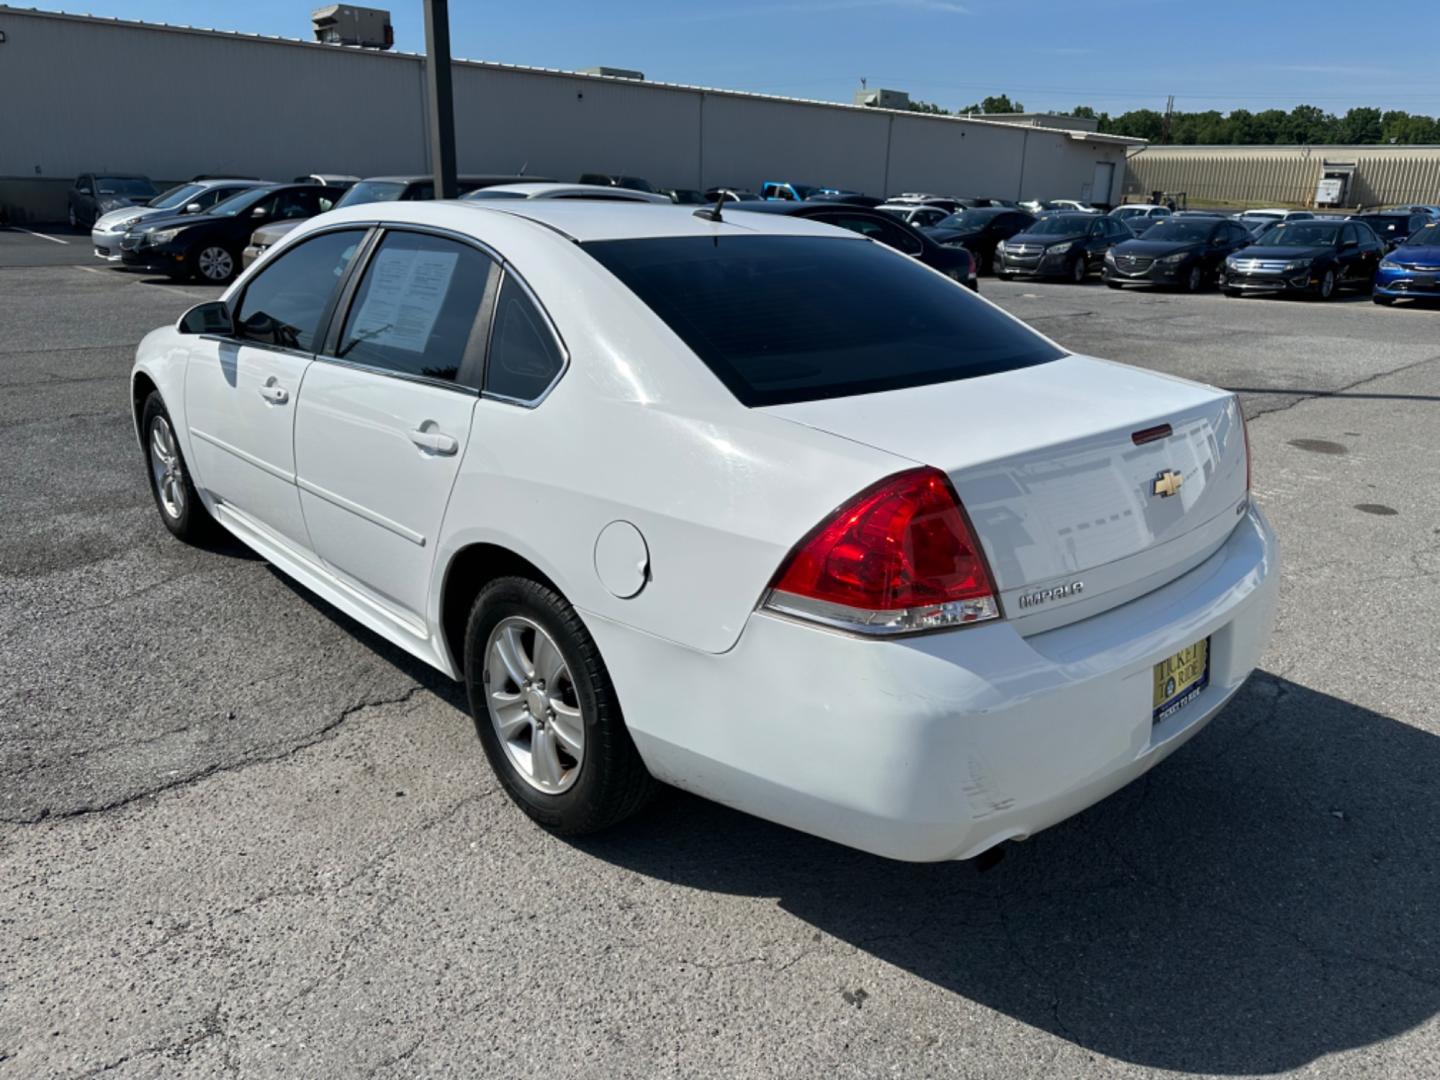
(2, 683, 429, 826)
(1234, 351, 1440, 420)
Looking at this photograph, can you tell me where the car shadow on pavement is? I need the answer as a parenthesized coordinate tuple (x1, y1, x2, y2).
(575, 672, 1440, 1075)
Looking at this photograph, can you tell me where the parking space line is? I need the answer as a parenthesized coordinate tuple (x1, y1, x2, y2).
(5, 226, 70, 245)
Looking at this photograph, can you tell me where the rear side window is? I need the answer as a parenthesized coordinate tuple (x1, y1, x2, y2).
(235, 229, 364, 351)
(337, 231, 496, 386)
(584, 235, 1062, 407)
(484, 276, 566, 402)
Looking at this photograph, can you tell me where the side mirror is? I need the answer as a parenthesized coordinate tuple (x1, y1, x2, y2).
(178, 301, 234, 336)
(184, 202, 204, 214)
(251, 206, 267, 218)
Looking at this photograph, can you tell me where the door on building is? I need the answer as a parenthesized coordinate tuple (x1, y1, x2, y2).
(1092, 162, 1116, 207)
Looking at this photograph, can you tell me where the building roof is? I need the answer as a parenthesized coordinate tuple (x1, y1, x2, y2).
(2, 5, 1144, 146)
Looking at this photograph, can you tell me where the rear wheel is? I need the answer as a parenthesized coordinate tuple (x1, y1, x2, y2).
(192, 245, 238, 284)
(464, 576, 656, 835)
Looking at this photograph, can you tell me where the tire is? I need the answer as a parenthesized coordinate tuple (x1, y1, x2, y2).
(1106, 280, 1122, 290)
(989, 248, 1004, 276)
(1183, 264, 1203, 293)
(464, 576, 656, 836)
(192, 244, 238, 284)
(141, 391, 217, 544)
(1315, 269, 1336, 301)
(1070, 254, 1087, 284)
(68, 206, 78, 229)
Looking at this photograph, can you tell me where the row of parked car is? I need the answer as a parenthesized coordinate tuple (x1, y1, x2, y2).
(864, 192, 1440, 303)
(79, 171, 981, 287)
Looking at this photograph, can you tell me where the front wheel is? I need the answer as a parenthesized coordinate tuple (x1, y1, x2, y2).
(989, 248, 1004, 276)
(465, 577, 656, 835)
(141, 391, 217, 543)
(1315, 269, 1336, 300)
(192, 245, 238, 284)
(1183, 264, 1204, 293)
(1070, 254, 1088, 284)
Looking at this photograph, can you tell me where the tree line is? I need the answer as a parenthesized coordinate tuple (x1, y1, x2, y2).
(899, 94, 1440, 145)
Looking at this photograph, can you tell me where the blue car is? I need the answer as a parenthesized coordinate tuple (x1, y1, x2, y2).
(1373, 221, 1440, 305)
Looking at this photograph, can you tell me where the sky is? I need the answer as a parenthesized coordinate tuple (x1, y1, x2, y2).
(46, 0, 1440, 118)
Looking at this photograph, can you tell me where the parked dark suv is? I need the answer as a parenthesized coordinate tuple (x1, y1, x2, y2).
(997, 213, 1130, 282)
(1104, 216, 1252, 291)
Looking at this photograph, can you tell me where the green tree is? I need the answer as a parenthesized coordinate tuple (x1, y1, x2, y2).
(1069, 105, 1098, 119)
(1109, 108, 1165, 141)
(906, 99, 950, 115)
(1337, 107, 1382, 144)
(959, 94, 1025, 114)
(1278, 104, 1337, 144)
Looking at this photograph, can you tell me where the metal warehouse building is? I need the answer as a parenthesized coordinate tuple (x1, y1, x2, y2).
(0, 5, 1140, 223)
(1124, 144, 1440, 209)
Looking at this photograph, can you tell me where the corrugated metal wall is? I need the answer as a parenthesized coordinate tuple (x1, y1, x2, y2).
(1126, 147, 1440, 207)
(0, 6, 1132, 220)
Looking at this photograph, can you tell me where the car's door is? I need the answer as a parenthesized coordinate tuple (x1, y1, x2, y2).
(184, 228, 367, 550)
(73, 175, 95, 223)
(292, 228, 500, 628)
(1351, 223, 1384, 279)
(1335, 223, 1365, 284)
(1083, 218, 1111, 269)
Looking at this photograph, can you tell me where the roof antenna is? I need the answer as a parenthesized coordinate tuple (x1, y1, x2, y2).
(694, 189, 725, 222)
(518, 160, 528, 177)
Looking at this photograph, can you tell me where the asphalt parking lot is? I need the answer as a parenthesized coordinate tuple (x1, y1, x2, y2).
(2, 223, 1438, 1079)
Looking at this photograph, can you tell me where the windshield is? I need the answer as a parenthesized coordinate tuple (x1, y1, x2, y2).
(208, 188, 271, 217)
(149, 183, 205, 209)
(1026, 215, 1092, 236)
(1354, 214, 1408, 235)
(583, 235, 1062, 407)
(98, 177, 156, 199)
(1138, 221, 1217, 243)
(1255, 222, 1340, 247)
(1402, 223, 1440, 247)
(1114, 207, 1153, 219)
(937, 208, 1005, 230)
(335, 180, 409, 208)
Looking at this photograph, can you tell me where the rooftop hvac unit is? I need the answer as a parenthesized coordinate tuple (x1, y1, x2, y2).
(312, 5, 394, 50)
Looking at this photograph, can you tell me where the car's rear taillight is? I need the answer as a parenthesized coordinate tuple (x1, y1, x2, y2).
(763, 467, 1000, 635)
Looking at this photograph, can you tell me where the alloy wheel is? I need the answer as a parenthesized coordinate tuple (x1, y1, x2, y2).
(1187, 265, 1202, 292)
(197, 246, 234, 282)
(148, 416, 185, 520)
(484, 616, 585, 794)
(1319, 270, 1335, 299)
(1071, 256, 1086, 283)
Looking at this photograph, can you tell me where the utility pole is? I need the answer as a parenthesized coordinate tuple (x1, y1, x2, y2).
(1161, 94, 1174, 145)
(423, 0, 458, 199)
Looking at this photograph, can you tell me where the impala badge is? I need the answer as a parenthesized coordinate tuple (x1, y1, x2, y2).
(1152, 470, 1184, 498)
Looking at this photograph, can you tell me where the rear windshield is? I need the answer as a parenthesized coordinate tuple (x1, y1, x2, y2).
(1405, 223, 1440, 247)
(335, 180, 409, 207)
(583, 235, 1063, 407)
(98, 177, 156, 198)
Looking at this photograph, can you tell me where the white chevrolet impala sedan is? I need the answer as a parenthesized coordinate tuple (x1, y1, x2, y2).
(131, 200, 1277, 862)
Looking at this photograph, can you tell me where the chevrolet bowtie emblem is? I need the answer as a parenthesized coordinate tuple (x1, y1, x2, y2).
(1152, 470, 1184, 498)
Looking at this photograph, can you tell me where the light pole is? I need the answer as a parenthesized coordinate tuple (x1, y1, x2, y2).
(423, 0, 458, 199)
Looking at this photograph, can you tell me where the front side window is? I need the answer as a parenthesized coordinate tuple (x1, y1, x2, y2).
(235, 230, 365, 351)
(484, 276, 566, 401)
(337, 231, 496, 386)
(584, 235, 1062, 408)
(151, 183, 205, 210)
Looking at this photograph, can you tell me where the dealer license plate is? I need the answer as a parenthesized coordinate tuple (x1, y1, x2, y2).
(1153, 638, 1210, 724)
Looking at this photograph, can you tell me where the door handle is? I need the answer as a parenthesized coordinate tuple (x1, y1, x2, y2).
(409, 427, 458, 455)
(258, 384, 289, 405)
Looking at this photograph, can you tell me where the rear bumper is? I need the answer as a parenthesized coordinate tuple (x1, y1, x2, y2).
(589, 505, 1278, 862)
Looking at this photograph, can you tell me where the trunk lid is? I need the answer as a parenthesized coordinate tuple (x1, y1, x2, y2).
(765, 354, 1248, 633)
